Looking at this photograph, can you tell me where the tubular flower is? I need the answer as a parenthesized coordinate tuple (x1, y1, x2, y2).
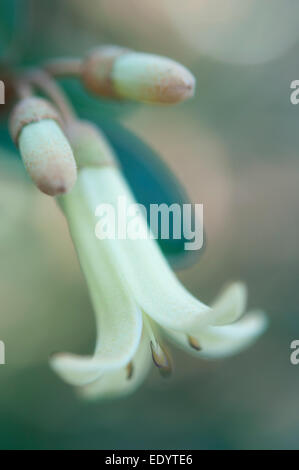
(50, 121, 268, 399)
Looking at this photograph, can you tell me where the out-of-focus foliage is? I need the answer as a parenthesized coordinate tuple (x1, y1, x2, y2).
(167, 0, 299, 65)
(0, 0, 16, 58)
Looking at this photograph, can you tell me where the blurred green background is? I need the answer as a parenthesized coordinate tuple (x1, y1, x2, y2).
(0, 0, 299, 450)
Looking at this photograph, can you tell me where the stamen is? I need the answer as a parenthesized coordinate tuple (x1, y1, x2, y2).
(143, 315, 173, 378)
(188, 335, 202, 351)
(150, 341, 172, 378)
(126, 362, 134, 380)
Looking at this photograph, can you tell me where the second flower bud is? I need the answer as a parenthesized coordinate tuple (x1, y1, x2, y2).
(10, 96, 77, 196)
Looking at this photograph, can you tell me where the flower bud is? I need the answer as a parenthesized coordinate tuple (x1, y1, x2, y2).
(82, 46, 195, 104)
(9, 97, 77, 196)
(66, 120, 116, 168)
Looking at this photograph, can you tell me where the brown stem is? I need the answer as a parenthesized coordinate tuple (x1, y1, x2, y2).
(25, 69, 77, 123)
(44, 58, 83, 78)
(15, 79, 34, 100)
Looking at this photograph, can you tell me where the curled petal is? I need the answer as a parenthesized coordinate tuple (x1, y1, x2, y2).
(80, 327, 152, 400)
(210, 282, 247, 326)
(164, 311, 268, 358)
(50, 179, 142, 386)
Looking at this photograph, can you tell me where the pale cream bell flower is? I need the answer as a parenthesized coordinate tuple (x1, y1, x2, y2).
(50, 121, 267, 399)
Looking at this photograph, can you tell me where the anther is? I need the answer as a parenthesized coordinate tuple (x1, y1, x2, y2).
(126, 362, 134, 380)
(150, 341, 172, 378)
(188, 336, 202, 352)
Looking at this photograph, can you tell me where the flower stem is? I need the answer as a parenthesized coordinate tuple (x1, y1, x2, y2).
(24, 69, 77, 123)
(15, 79, 34, 100)
(44, 58, 83, 78)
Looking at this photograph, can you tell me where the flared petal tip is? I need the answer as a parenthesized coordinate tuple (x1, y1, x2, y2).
(211, 282, 248, 326)
(200, 310, 268, 359)
(243, 310, 269, 338)
(50, 352, 102, 387)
